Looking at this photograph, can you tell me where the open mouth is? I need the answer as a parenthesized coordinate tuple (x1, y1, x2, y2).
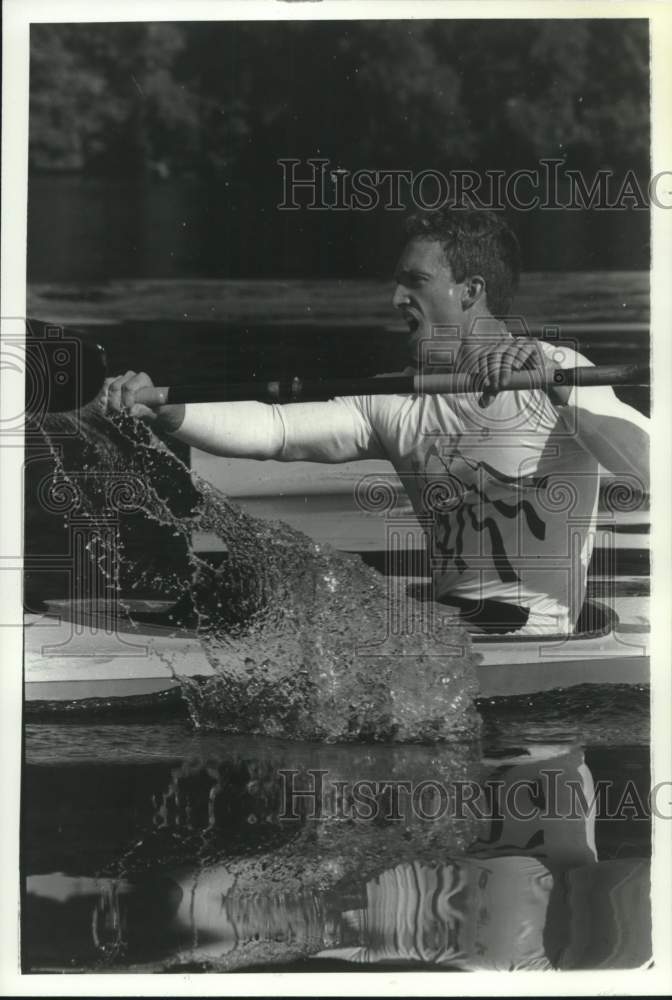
(402, 313, 420, 333)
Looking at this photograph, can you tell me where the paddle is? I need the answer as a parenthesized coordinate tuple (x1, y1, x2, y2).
(25, 320, 649, 413)
(136, 362, 650, 407)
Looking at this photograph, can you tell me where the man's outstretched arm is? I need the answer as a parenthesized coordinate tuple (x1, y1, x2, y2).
(173, 396, 382, 463)
(102, 371, 382, 463)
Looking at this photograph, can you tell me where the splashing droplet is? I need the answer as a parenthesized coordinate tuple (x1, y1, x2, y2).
(36, 406, 480, 742)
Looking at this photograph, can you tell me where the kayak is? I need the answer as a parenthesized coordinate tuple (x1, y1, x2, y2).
(23, 594, 649, 708)
(24, 514, 649, 708)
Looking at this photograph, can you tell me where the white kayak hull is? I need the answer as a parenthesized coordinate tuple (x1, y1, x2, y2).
(24, 593, 649, 707)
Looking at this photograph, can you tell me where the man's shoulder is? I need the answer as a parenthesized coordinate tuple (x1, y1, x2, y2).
(347, 386, 417, 424)
(335, 389, 414, 442)
(536, 339, 594, 370)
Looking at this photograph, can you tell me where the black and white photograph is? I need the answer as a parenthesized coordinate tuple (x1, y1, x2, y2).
(1, 0, 671, 991)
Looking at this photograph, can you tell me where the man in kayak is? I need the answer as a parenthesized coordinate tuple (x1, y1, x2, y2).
(105, 209, 649, 636)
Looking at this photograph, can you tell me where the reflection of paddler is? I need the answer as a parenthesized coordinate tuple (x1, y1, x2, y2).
(317, 856, 554, 970)
(472, 744, 597, 868)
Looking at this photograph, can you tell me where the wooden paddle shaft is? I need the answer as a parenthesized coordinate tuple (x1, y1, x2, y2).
(135, 362, 650, 407)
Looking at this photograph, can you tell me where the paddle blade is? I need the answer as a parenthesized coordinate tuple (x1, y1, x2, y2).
(25, 319, 107, 416)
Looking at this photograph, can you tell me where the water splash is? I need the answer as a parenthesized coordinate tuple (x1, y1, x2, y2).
(37, 406, 481, 741)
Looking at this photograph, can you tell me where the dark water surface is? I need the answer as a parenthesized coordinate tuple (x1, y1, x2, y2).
(22, 687, 651, 973)
(27, 177, 650, 283)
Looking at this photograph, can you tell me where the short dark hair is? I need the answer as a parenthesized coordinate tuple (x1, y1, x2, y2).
(404, 209, 521, 315)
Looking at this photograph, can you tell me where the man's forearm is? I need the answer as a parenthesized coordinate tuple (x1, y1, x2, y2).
(166, 396, 379, 463)
(169, 401, 286, 458)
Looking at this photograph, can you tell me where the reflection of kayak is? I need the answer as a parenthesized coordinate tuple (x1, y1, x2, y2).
(24, 582, 648, 710)
(23, 858, 651, 972)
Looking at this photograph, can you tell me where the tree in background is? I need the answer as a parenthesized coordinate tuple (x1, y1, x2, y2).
(30, 24, 198, 174)
(27, 19, 650, 279)
(29, 19, 649, 180)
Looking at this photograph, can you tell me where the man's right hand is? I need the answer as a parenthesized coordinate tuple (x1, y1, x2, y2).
(102, 371, 185, 432)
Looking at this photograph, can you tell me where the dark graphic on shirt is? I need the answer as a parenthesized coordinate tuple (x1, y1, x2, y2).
(420, 440, 547, 583)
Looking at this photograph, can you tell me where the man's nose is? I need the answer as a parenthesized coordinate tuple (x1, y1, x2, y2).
(392, 284, 409, 309)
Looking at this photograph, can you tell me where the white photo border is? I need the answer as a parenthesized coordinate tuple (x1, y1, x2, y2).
(2, 0, 671, 995)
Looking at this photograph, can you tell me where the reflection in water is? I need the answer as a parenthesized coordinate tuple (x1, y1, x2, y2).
(22, 741, 651, 971)
(25, 856, 650, 972)
(321, 856, 553, 969)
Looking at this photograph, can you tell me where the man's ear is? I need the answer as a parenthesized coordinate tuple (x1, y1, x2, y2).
(461, 275, 486, 310)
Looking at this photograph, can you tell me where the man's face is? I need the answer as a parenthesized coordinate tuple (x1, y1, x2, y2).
(392, 237, 466, 367)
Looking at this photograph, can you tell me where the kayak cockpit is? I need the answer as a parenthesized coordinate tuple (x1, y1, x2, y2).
(470, 598, 617, 644)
